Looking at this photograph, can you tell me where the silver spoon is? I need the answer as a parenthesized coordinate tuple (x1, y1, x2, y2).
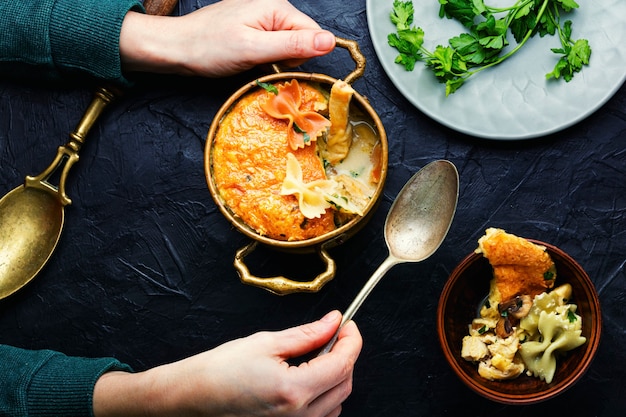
(319, 159, 459, 354)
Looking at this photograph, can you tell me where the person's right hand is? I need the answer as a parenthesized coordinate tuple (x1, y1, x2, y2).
(120, 0, 337, 78)
(93, 310, 362, 417)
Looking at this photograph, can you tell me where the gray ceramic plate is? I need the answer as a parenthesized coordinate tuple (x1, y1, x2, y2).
(367, 0, 626, 139)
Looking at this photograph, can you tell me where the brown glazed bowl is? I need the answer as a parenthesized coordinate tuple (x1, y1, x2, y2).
(437, 240, 601, 405)
(204, 38, 388, 295)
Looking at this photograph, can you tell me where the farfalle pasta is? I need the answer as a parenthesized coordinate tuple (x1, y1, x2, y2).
(518, 285, 586, 383)
(280, 153, 336, 219)
(261, 79, 331, 150)
(281, 153, 368, 219)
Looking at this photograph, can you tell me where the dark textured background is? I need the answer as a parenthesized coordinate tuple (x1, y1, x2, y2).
(1, 0, 625, 415)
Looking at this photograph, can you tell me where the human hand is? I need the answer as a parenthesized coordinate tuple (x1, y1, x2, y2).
(120, 0, 336, 78)
(93, 310, 362, 417)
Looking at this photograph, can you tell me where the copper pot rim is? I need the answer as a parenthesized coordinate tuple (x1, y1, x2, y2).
(204, 71, 389, 251)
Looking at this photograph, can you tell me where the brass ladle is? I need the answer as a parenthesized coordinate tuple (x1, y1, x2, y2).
(0, 0, 179, 300)
(319, 160, 459, 354)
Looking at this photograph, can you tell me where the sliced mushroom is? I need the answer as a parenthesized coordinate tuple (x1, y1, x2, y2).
(500, 295, 532, 319)
(495, 316, 514, 338)
(494, 295, 533, 338)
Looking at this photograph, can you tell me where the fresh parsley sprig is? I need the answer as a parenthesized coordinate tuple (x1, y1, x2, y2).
(387, 0, 591, 96)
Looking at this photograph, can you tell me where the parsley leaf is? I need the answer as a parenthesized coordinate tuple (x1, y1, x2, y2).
(567, 309, 578, 323)
(390, 0, 414, 29)
(387, 0, 591, 96)
(293, 123, 311, 144)
(256, 80, 279, 95)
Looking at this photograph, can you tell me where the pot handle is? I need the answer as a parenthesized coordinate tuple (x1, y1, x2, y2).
(271, 37, 366, 85)
(233, 241, 336, 295)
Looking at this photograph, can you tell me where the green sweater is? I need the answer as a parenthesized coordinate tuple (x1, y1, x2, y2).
(0, 0, 145, 85)
(0, 344, 132, 416)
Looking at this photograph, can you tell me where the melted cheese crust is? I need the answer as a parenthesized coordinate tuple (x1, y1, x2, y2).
(212, 81, 335, 241)
(476, 228, 556, 303)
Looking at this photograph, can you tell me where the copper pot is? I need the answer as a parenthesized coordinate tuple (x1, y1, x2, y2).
(204, 38, 388, 295)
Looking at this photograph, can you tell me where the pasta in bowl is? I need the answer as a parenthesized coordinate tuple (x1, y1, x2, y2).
(204, 38, 388, 295)
(437, 231, 601, 404)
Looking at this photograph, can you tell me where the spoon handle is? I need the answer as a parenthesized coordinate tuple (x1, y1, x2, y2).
(318, 255, 398, 355)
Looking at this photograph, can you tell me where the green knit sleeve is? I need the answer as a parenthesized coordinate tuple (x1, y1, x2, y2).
(0, 0, 145, 85)
(0, 344, 133, 417)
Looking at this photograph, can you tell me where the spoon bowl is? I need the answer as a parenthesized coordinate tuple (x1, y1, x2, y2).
(385, 159, 459, 262)
(320, 160, 459, 353)
(0, 187, 64, 299)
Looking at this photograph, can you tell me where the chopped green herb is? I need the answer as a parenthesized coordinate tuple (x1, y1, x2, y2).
(256, 80, 279, 95)
(328, 194, 349, 210)
(544, 270, 555, 280)
(333, 194, 349, 203)
(500, 310, 509, 318)
(293, 123, 311, 143)
(478, 325, 488, 334)
(567, 309, 578, 323)
(387, 0, 591, 95)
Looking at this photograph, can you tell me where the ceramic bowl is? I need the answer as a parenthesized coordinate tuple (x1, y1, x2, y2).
(437, 240, 602, 404)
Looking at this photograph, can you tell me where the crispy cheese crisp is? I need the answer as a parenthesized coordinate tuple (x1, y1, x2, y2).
(476, 228, 556, 303)
(212, 81, 335, 241)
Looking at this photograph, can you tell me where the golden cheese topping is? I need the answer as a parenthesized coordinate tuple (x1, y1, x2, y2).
(212, 81, 335, 241)
(476, 228, 556, 303)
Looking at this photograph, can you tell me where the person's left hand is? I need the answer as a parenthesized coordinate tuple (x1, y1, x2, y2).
(93, 310, 362, 417)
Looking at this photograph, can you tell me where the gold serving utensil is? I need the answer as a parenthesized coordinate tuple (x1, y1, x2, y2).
(0, 0, 179, 300)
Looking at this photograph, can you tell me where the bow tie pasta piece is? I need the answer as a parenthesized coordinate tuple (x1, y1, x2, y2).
(261, 79, 331, 150)
(281, 153, 336, 219)
(281, 153, 368, 218)
(519, 308, 586, 383)
(520, 284, 573, 338)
